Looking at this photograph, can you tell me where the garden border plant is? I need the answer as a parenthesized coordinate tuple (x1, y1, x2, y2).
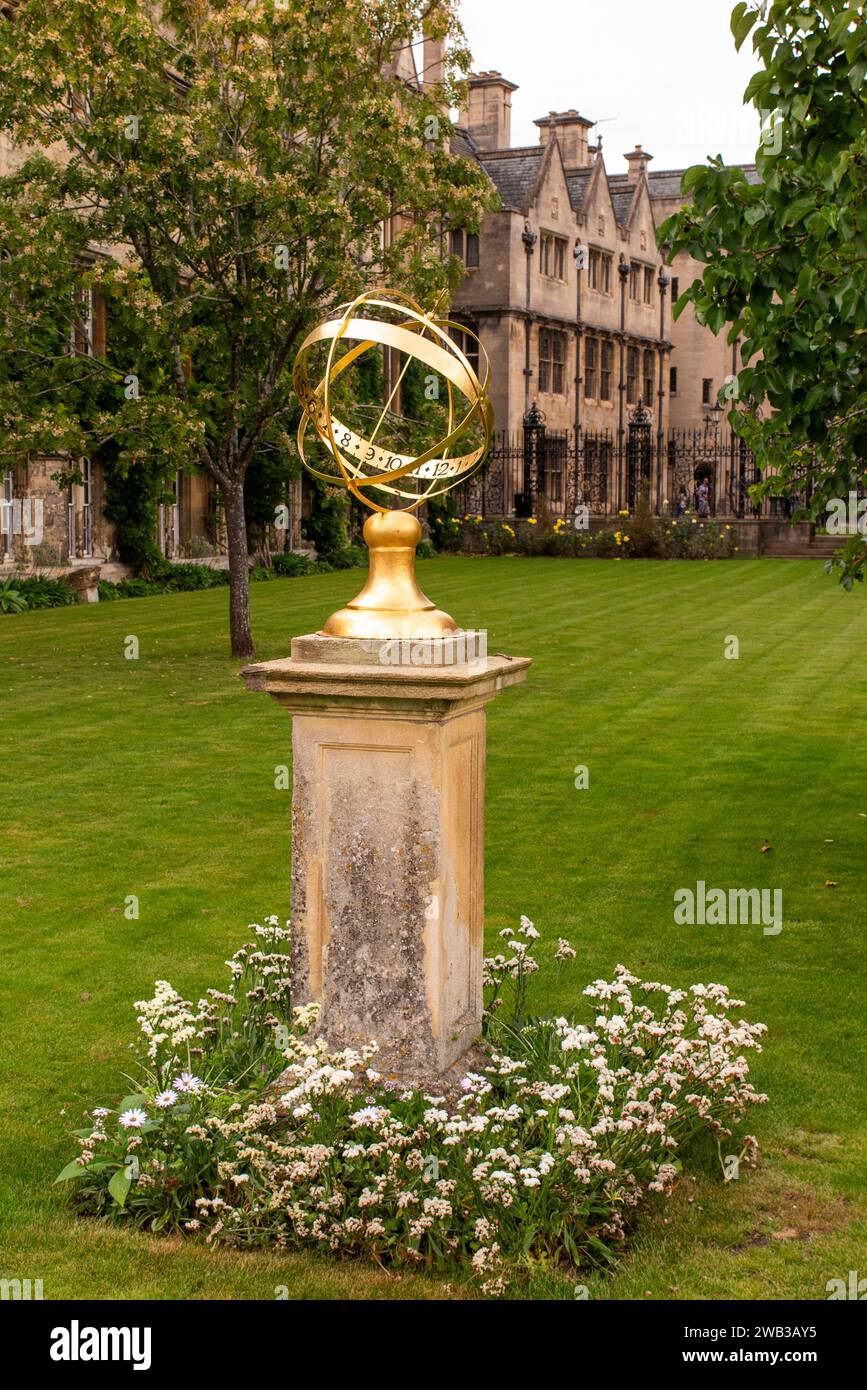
(57, 916, 768, 1294)
(443, 511, 738, 560)
(0, 553, 373, 615)
(0, 506, 736, 618)
(0, 572, 77, 613)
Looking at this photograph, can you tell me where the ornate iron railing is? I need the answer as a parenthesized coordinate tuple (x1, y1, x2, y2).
(452, 407, 777, 520)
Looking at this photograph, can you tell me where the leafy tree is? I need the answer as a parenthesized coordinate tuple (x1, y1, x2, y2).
(0, 0, 491, 653)
(659, 0, 867, 585)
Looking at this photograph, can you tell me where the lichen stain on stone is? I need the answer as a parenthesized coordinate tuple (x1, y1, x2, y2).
(313, 772, 438, 1071)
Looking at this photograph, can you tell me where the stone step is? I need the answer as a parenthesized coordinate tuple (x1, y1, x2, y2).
(762, 538, 840, 558)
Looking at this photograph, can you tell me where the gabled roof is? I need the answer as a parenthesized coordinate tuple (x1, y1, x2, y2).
(478, 145, 547, 214)
(607, 180, 638, 227)
(564, 153, 616, 221)
(565, 168, 593, 210)
(457, 108, 763, 227)
(571, 154, 620, 230)
(391, 39, 419, 88)
(645, 169, 690, 199)
(450, 126, 481, 162)
(608, 170, 661, 232)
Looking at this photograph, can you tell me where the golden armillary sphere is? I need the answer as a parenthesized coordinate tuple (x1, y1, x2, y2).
(292, 287, 492, 639)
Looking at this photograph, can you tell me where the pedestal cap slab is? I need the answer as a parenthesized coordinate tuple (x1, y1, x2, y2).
(242, 632, 531, 720)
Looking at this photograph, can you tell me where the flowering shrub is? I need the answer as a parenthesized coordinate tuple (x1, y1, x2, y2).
(55, 924, 294, 1226)
(657, 515, 738, 559)
(444, 514, 519, 556)
(57, 916, 767, 1292)
(445, 513, 737, 561)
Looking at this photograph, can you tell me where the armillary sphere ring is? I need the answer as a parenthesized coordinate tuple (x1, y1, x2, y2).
(292, 287, 493, 513)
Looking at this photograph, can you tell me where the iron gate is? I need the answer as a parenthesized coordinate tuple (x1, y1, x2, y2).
(454, 405, 768, 520)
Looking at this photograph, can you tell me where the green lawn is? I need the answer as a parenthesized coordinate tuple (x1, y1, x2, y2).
(2, 556, 866, 1300)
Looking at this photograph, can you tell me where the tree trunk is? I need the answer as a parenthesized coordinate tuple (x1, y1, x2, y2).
(224, 479, 254, 659)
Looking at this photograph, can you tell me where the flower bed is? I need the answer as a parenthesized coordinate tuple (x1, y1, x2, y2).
(57, 918, 767, 1293)
(439, 511, 738, 560)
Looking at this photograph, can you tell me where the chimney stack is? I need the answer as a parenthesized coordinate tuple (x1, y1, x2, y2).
(535, 110, 595, 168)
(460, 71, 518, 152)
(422, 32, 445, 92)
(624, 144, 653, 182)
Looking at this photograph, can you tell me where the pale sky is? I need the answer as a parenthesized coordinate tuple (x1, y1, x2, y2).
(457, 0, 762, 174)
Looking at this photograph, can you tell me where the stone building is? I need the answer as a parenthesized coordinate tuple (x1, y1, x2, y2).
(448, 71, 764, 515)
(0, 13, 304, 577)
(0, 108, 229, 573)
(0, 270, 224, 572)
(648, 164, 758, 430)
(452, 77, 669, 446)
(2, 26, 770, 569)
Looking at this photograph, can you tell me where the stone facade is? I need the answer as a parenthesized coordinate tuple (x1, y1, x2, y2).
(450, 71, 757, 445)
(0, 58, 305, 577)
(0, 452, 239, 572)
(649, 167, 759, 429)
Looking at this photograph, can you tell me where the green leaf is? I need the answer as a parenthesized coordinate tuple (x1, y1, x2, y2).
(55, 1159, 88, 1183)
(681, 164, 709, 194)
(743, 70, 772, 104)
(108, 1167, 132, 1207)
(831, 8, 861, 48)
(587, 1234, 619, 1263)
(783, 196, 816, 228)
(521, 1225, 539, 1254)
(730, 0, 748, 32)
(118, 1094, 147, 1114)
(848, 62, 866, 95)
(731, 1, 759, 52)
(797, 265, 815, 298)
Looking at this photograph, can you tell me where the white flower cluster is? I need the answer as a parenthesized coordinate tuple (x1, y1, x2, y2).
(131, 918, 293, 1084)
(67, 916, 767, 1295)
(188, 923, 767, 1293)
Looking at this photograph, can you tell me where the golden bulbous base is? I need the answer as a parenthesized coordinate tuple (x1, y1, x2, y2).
(321, 511, 457, 640)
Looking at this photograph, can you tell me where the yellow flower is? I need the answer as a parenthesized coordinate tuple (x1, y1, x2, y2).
(623, 534, 630, 542)
(618, 509, 629, 517)
(527, 517, 537, 525)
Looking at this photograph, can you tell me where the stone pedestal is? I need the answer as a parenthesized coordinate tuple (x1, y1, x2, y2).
(66, 564, 101, 603)
(242, 634, 530, 1079)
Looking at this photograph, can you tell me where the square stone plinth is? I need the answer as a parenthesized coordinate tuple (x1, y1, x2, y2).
(242, 634, 530, 1079)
